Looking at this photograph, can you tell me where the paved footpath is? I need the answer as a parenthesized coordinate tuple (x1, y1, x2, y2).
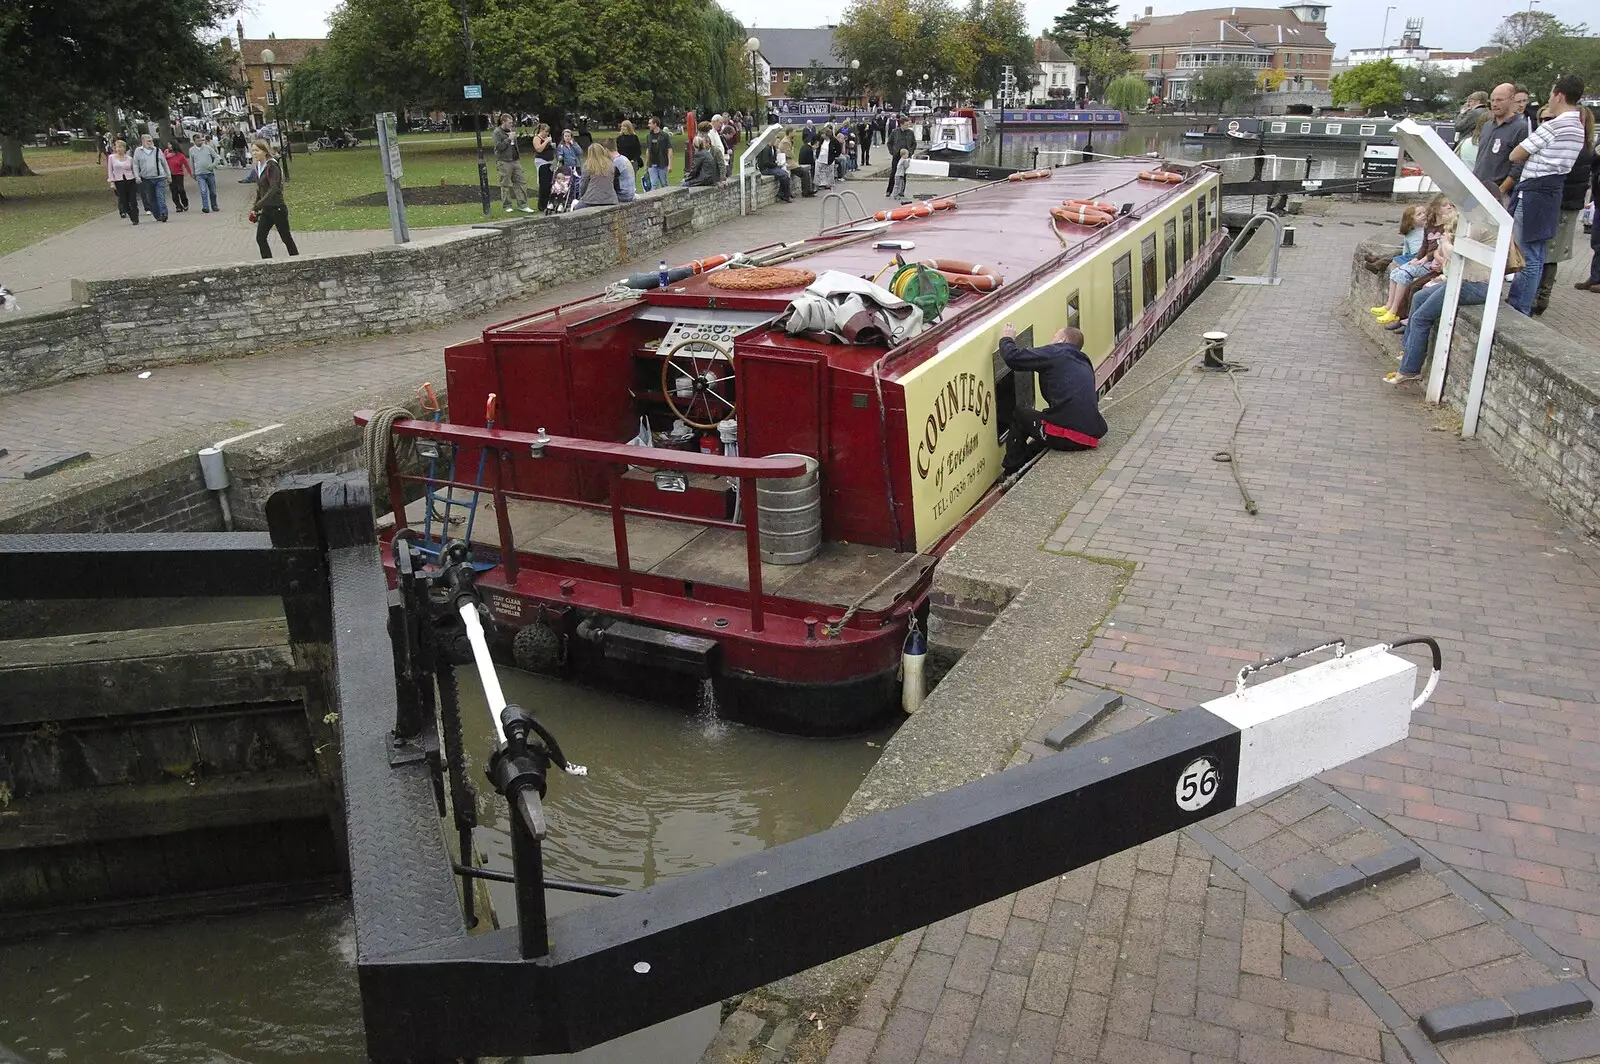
(0, 164, 434, 312)
(824, 207, 1600, 1064)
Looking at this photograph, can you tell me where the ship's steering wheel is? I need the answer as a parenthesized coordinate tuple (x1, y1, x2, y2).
(660, 337, 736, 430)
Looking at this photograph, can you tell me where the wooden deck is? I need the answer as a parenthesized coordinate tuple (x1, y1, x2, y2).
(386, 494, 933, 613)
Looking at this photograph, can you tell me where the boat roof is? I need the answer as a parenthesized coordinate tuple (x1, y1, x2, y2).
(495, 158, 1210, 378)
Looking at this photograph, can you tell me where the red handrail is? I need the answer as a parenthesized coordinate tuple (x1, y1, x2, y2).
(357, 413, 808, 632)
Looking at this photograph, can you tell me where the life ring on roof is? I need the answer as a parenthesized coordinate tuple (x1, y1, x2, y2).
(678, 254, 728, 273)
(1137, 170, 1183, 184)
(872, 198, 959, 222)
(1063, 199, 1117, 213)
(919, 258, 1003, 292)
(1006, 169, 1051, 182)
(1050, 204, 1113, 226)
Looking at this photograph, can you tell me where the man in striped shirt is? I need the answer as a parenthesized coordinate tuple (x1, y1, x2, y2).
(1507, 74, 1587, 315)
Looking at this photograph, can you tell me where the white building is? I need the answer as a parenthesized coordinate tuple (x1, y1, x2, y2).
(1343, 18, 1499, 74)
(1028, 38, 1081, 104)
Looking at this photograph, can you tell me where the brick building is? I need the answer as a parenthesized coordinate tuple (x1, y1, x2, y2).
(1127, 3, 1336, 104)
(233, 22, 324, 127)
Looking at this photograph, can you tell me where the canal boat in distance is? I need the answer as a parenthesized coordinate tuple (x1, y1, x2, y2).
(925, 111, 979, 158)
(359, 157, 1227, 735)
(1195, 115, 1455, 145)
(997, 108, 1128, 128)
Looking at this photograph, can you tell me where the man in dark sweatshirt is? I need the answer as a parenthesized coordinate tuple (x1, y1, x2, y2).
(999, 323, 1107, 472)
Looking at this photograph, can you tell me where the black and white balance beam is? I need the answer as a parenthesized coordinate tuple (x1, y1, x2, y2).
(353, 640, 1433, 1059)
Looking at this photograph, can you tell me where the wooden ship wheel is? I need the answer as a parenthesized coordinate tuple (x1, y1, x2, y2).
(659, 337, 736, 430)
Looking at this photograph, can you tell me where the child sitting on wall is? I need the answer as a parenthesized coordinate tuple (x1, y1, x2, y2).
(1372, 196, 1451, 326)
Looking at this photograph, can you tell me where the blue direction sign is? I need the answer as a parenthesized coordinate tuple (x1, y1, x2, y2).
(463, 84, 482, 99)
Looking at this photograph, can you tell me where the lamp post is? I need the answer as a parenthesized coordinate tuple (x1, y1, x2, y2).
(851, 58, 860, 107)
(260, 48, 288, 180)
(458, 1, 491, 217)
(745, 37, 763, 125)
(896, 68, 904, 110)
(1380, 5, 1395, 48)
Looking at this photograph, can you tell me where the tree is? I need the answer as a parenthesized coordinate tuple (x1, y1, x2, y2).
(1489, 10, 1587, 51)
(1191, 64, 1258, 113)
(1104, 75, 1148, 112)
(282, 49, 364, 130)
(785, 72, 812, 100)
(0, 0, 235, 176)
(1048, 0, 1129, 46)
(1400, 62, 1448, 108)
(961, 0, 1035, 102)
(834, 0, 971, 107)
(1330, 59, 1405, 113)
(1257, 67, 1286, 92)
(1074, 36, 1137, 98)
(1463, 33, 1600, 102)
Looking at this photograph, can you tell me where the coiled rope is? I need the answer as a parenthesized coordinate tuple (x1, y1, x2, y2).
(362, 406, 415, 510)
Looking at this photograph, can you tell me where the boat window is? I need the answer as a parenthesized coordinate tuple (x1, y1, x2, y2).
(1299, 122, 1312, 134)
(1141, 235, 1158, 309)
(1164, 219, 1177, 284)
(1210, 187, 1219, 228)
(1360, 123, 1377, 136)
(1326, 123, 1341, 135)
(1066, 289, 1081, 333)
(1270, 121, 1286, 133)
(1182, 207, 1194, 263)
(1196, 196, 1207, 244)
(1113, 253, 1133, 340)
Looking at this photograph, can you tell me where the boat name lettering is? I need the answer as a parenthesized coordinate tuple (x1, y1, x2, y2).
(915, 371, 992, 480)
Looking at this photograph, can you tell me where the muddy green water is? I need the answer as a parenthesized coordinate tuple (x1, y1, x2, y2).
(0, 663, 891, 1063)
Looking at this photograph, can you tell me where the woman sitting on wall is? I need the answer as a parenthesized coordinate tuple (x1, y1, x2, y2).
(572, 142, 619, 210)
(683, 136, 721, 187)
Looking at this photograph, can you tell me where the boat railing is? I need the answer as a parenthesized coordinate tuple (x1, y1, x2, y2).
(355, 412, 809, 632)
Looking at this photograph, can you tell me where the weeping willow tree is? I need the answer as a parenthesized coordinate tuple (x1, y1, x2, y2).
(688, 2, 748, 115)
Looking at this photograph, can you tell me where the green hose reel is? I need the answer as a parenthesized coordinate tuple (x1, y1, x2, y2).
(889, 262, 950, 322)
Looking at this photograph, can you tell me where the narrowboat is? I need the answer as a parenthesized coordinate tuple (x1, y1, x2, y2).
(358, 157, 1227, 735)
(1195, 115, 1455, 144)
(998, 108, 1128, 128)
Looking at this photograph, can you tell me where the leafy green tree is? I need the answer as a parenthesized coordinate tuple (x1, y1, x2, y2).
(961, 0, 1035, 102)
(1330, 59, 1405, 113)
(0, 0, 234, 175)
(1463, 33, 1600, 102)
(1400, 62, 1448, 108)
(281, 49, 364, 130)
(1074, 36, 1137, 98)
(785, 72, 812, 100)
(1191, 65, 1258, 113)
(1105, 75, 1148, 112)
(835, 0, 968, 106)
(1048, 0, 1129, 46)
(1489, 10, 1588, 51)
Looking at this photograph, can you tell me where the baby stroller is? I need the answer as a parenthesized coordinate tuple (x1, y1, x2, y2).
(545, 164, 578, 214)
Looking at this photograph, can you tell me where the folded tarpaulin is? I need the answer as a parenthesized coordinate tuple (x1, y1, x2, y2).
(781, 269, 925, 346)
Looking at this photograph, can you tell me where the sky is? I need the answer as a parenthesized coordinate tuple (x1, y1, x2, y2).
(237, 0, 1590, 58)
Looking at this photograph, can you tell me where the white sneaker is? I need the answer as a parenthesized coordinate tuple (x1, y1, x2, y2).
(504, 206, 514, 213)
(520, 206, 535, 213)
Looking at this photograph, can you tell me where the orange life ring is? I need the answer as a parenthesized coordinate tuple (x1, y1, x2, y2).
(1063, 199, 1117, 213)
(1137, 170, 1183, 184)
(909, 200, 935, 218)
(872, 199, 955, 222)
(1401, 164, 1423, 177)
(1050, 204, 1113, 226)
(929, 198, 957, 211)
(1006, 169, 1051, 182)
(920, 258, 1003, 292)
(873, 205, 916, 221)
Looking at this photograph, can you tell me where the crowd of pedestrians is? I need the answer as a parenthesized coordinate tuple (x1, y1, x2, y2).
(1378, 74, 1596, 385)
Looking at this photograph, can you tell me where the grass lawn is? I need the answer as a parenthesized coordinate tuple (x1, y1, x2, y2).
(0, 147, 115, 256)
(284, 130, 692, 231)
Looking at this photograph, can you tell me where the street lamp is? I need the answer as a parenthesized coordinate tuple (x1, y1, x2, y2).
(1380, 5, 1395, 47)
(458, 1, 491, 217)
(260, 48, 288, 179)
(851, 58, 860, 106)
(745, 37, 763, 124)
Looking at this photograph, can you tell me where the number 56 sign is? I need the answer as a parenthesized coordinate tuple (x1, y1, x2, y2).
(1175, 757, 1222, 812)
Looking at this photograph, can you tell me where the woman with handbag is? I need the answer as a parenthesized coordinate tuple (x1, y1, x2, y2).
(249, 140, 299, 259)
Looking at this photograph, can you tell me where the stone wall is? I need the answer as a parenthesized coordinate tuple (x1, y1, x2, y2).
(1348, 240, 1600, 541)
(0, 179, 779, 397)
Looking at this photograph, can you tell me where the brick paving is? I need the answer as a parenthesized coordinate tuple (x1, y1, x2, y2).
(823, 206, 1600, 1063)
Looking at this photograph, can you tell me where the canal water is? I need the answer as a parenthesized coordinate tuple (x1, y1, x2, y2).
(0, 659, 892, 1063)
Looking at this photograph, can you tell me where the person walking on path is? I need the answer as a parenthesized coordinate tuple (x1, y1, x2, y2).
(188, 133, 220, 213)
(163, 142, 193, 213)
(132, 134, 170, 222)
(997, 322, 1106, 472)
(532, 124, 556, 213)
(106, 140, 141, 225)
(859, 118, 872, 167)
(492, 114, 534, 214)
(644, 117, 672, 192)
(1507, 74, 1586, 316)
(615, 120, 644, 187)
(557, 129, 582, 173)
(573, 142, 619, 210)
(249, 140, 299, 259)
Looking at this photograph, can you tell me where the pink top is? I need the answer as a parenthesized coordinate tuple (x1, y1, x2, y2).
(107, 153, 136, 182)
